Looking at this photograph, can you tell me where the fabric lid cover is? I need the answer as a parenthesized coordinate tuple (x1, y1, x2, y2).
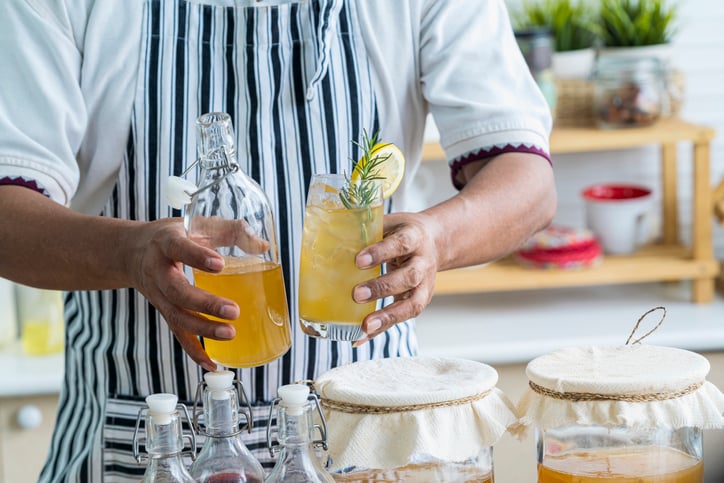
(314, 356, 518, 472)
(516, 345, 724, 432)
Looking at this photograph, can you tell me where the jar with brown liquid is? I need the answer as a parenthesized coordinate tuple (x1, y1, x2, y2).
(516, 344, 724, 483)
(314, 356, 518, 482)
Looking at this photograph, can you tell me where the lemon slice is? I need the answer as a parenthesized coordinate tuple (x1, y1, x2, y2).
(351, 143, 405, 199)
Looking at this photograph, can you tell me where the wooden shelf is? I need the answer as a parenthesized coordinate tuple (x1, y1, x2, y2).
(434, 244, 720, 295)
(423, 117, 720, 303)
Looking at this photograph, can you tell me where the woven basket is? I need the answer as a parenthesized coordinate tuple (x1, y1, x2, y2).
(554, 78, 595, 128)
(553, 70, 685, 129)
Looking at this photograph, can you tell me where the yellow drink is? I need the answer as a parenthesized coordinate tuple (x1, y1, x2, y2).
(22, 319, 64, 355)
(298, 175, 383, 340)
(539, 446, 703, 482)
(193, 257, 291, 368)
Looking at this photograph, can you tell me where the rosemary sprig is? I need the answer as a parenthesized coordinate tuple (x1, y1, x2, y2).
(339, 130, 390, 209)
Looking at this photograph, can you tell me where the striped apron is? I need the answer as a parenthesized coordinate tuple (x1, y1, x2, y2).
(39, 0, 417, 481)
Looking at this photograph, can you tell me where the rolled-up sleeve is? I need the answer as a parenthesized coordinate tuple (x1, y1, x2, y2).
(419, 0, 552, 188)
(0, 0, 87, 205)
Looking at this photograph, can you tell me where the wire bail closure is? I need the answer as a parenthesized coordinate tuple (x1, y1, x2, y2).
(132, 403, 197, 464)
(191, 377, 254, 438)
(265, 392, 329, 458)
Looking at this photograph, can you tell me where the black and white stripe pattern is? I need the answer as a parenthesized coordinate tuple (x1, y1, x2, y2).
(41, 1, 416, 480)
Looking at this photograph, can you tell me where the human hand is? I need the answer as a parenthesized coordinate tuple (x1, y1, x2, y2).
(352, 211, 442, 344)
(127, 217, 268, 371)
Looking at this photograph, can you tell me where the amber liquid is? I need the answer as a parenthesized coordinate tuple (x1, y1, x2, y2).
(539, 447, 703, 482)
(193, 257, 291, 368)
(332, 461, 493, 482)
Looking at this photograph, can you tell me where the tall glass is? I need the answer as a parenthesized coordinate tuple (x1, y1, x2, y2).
(298, 174, 383, 341)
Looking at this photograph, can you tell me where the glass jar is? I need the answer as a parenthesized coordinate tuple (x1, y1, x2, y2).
(15, 284, 64, 355)
(515, 27, 557, 114)
(592, 56, 665, 129)
(517, 344, 724, 482)
(314, 356, 518, 482)
(538, 425, 702, 482)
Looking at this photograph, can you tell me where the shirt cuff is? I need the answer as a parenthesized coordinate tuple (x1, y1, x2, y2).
(450, 144, 551, 190)
(0, 176, 51, 197)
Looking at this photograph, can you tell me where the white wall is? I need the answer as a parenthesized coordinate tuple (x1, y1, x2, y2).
(413, 0, 724, 258)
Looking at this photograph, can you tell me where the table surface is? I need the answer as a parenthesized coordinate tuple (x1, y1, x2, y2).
(0, 343, 63, 397)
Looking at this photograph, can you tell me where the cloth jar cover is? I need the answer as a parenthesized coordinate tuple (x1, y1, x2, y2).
(515, 345, 724, 435)
(314, 356, 518, 472)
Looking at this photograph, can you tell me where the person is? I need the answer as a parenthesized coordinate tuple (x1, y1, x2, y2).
(0, 0, 556, 480)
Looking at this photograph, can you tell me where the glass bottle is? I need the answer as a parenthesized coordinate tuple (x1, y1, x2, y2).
(133, 393, 196, 483)
(189, 370, 265, 483)
(264, 384, 334, 483)
(172, 112, 291, 368)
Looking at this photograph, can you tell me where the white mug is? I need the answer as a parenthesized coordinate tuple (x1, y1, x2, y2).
(582, 184, 653, 255)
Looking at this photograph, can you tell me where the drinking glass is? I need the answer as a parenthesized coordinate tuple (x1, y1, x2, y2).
(298, 173, 383, 341)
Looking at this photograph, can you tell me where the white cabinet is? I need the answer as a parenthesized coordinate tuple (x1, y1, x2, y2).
(0, 394, 59, 483)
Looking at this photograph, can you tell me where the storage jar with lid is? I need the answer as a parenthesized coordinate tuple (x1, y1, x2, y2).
(516, 344, 724, 482)
(314, 356, 519, 482)
(592, 56, 666, 129)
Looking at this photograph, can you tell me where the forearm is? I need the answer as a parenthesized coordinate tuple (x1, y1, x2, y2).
(0, 186, 139, 290)
(425, 152, 556, 271)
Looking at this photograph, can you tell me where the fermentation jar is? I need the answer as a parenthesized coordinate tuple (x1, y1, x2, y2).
(516, 344, 724, 482)
(314, 356, 518, 482)
(592, 56, 665, 129)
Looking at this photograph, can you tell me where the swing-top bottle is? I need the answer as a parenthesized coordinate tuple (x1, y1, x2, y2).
(171, 112, 291, 368)
(189, 370, 265, 482)
(264, 384, 334, 483)
(133, 393, 196, 483)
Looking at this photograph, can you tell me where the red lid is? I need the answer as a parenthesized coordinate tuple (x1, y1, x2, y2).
(582, 184, 651, 201)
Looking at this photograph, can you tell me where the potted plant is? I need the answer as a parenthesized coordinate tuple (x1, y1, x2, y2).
(512, 0, 598, 78)
(592, 0, 679, 62)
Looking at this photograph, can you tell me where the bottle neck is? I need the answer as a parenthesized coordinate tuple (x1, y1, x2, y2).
(277, 404, 315, 448)
(146, 414, 185, 456)
(203, 391, 241, 438)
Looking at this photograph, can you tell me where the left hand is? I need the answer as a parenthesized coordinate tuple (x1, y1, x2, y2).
(352, 211, 442, 344)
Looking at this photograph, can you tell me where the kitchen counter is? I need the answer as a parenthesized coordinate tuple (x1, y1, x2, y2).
(416, 281, 724, 366)
(1, 282, 723, 398)
(0, 343, 63, 397)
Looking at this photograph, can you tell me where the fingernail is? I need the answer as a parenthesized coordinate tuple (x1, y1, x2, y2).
(357, 253, 373, 268)
(214, 325, 235, 339)
(365, 318, 382, 334)
(352, 337, 369, 348)
(202, 362, 217, 372)
(206, 257, 224, 271)
(354, 286, 372, 302)
(220, 305, 239, 319)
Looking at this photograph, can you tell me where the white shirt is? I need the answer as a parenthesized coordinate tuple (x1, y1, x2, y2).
(0, 0, 551, 214)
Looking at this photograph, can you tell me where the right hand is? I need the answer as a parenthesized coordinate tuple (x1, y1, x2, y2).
(126, 217, 267, 371)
